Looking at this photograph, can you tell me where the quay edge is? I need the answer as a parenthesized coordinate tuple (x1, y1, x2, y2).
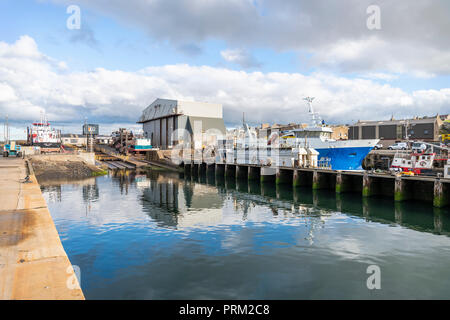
(0, 157, 84, 300)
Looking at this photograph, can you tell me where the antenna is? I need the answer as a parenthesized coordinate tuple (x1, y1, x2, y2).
(4, 114, 9, 144)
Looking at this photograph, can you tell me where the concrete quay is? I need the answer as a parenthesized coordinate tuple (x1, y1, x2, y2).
(0, 157, 84, 300)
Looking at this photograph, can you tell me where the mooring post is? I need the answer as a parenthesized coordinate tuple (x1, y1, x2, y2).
(394, 177, 410, 202)
(312, 170, 319, 189)
(248, 166, 259, 181)
(362, 173, 373, 197)
(276, 168, 291, 185)
(312, 170, 326, 190)
(336, 172, 352, 193)
(433, 179, 449, 208)
(293, 169, 301, 187)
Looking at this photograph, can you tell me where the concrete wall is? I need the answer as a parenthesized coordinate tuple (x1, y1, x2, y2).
(178, 100, 222, 119)
(29, 153, 96, 166)
(21, 146, 41, 156)
(77, 152, 96, 165)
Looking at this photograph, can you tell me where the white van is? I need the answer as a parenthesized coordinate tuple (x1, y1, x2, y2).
(388, 142, 408, 150)
(411, 142, 427, 153)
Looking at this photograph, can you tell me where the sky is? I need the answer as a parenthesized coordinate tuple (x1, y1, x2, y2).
(1, 0, 450, 139)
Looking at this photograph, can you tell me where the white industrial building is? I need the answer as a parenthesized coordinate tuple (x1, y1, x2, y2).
(61, 134, 87, 147)
(138, 98, 226, 149)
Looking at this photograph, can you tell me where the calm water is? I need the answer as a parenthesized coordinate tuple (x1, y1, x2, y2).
(41, 170, 450, 299)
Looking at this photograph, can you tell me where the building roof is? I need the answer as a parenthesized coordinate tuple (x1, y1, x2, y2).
(138, 98, 222, 123)
(355, 115, 439, 126)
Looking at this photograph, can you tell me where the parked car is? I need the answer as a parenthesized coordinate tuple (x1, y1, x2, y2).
(388, 142, 408, 150)
(411, 142, 427, 153)
(373, 143, 383, 150)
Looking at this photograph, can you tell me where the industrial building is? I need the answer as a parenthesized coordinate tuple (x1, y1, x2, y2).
(61, 134, 87, 147)
(95, 135, 113, 145)
(138, 98, 226, 149)
(348, 115, 447, 146)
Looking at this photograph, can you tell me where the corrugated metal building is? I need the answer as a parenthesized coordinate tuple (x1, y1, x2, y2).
(138, 98, 226, 149)
(348, 115, 444, 145)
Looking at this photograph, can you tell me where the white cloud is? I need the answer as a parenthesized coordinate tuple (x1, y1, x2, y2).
(0, 36, 449, 131)
(49, 0, 450, 76)
(220, 49, 261, 69)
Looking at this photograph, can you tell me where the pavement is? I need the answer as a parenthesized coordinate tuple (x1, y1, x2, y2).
(0, 157, 84, 300)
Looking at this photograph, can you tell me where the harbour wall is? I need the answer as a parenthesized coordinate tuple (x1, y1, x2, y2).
(183, 162, 450, 208)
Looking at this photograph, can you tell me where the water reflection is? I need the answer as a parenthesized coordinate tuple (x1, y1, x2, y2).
(41, 169, 450, 299)
(136, 171, 450, 237)
(41, 169, 450, 238)
(140, 174, 223, 229)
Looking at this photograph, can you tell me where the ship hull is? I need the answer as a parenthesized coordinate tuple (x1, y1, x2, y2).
(296, 138, 378, 171)
(315, 146, 373, 170)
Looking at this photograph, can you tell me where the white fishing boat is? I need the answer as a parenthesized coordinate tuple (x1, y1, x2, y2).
(27, 113, 61, 148)
(390, 151, 435, 175)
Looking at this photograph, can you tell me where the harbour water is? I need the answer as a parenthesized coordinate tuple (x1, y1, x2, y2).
(41, 170, 450, 299)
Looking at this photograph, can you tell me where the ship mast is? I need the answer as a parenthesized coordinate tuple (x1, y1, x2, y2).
(303, 97, 322, 127)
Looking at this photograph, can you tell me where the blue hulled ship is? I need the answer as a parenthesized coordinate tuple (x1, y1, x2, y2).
(284, 98, 379, 170)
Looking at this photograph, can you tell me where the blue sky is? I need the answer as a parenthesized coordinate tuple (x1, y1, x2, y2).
(1, 0, 449, 138)
(0, 0, 305, 73)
